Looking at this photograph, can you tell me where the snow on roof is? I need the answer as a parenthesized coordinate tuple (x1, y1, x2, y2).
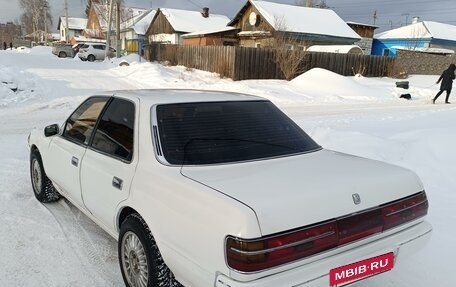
(59, 17, 88, 30)
(133, 9, 156, 35)
(375, 21, 456, 42)
(307, 45, 363, 54)
(249, 0, 360, 39)
(72, 36, 106, 43)
(182, 26, 237, 38)
(159, 8, 230, 33)
(93, 4, 148, 31)
(120, 7, 149, 30)
(238, 30, 272, 37)
(346, 21, 379, 29)
(393, 46, 455, 54)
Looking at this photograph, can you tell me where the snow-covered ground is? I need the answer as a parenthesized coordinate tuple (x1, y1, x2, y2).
(0, 46, 454, 286)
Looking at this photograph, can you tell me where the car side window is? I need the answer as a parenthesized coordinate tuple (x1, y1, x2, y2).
(91, 98, 135, 161)
(63, 97, 109, 145)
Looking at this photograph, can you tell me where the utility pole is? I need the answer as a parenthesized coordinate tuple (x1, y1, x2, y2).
(44, 1, 48, 45)
(106, 0, 115, 58)
(401, 13, 410, 25)
(116, 0, 121, 58)
(373, 10, 377, 25)
(64, 0, 69, 42)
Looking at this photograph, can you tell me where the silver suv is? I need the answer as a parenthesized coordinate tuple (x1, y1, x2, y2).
(52, 43, 76, 58)
(78, 43, 116, 61)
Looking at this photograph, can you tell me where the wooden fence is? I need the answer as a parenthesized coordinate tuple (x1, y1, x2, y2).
(144, 44, 396, 81)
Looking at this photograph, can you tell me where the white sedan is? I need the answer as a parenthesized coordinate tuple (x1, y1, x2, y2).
(28, 89, 432, 287)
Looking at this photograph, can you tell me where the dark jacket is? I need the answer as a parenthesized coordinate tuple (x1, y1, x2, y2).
(437, 64, 456, 91)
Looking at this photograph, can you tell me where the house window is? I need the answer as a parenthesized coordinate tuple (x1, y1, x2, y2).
(255, 43, 261, 48)
(285, 44, 293, 50)
(298, 45, 306, 51)
(382, 48, 390, 56)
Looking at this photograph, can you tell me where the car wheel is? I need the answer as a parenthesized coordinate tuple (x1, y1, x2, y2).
(58, 51, 67, 58)
(119, 214, 182, 287)
(30, 151, 61, 203)
(88, 55, 95, 62)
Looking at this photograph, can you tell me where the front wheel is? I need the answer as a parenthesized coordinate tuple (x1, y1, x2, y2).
(88, 55, 95, 62)
(30, 151, 61, 203)
(119, 214, 182, 287)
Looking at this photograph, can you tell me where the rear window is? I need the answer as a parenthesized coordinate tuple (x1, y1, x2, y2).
(156, 101, 320, 165)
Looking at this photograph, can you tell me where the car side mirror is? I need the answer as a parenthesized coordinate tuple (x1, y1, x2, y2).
(44, 124, 60, 137)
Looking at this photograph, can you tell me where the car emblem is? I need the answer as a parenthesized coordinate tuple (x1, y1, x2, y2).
(352, 193, 361, 205)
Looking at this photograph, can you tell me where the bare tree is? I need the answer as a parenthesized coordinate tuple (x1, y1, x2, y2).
(19, 0, 52, 42)
(406, 24, 427, 51)
(295, 0, 313, 7)
(271, 17, 309, 80)
(296, 0, 329, 8)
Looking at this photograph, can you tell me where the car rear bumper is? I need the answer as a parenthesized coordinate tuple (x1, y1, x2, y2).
(215, 220, 432, 287)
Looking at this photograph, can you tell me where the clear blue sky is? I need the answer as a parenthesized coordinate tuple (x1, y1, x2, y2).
(1, 0, 455, 33)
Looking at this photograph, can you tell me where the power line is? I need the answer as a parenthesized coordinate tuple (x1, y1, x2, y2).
(185, 0, 202, 10)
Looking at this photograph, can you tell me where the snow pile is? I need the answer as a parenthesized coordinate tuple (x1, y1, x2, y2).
(0, 65, 39, 107)
(290, 68, 398, 102)
(0, 49, 454, 287)
(28, 46, 53, 55)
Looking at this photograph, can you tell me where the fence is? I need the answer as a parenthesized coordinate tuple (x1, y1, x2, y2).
(144, 44, 396, 81)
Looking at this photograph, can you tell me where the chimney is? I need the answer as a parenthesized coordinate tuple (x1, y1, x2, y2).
(412, 16, 420, 24)
(202, 7, 209, 18)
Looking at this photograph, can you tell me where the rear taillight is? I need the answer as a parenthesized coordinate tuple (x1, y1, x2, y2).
(226, 191, 428, 272)
(226, 221, 338, 272)
(382, 191, 429, 230)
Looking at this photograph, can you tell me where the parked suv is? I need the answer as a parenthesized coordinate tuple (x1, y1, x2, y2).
(52, 43, 76, 58)
(78, 43, 116, 61)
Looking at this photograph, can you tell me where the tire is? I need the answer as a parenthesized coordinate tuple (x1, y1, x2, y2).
(119, 214, 183, 287)
(88, 55, 95, 62)
(30, 151, 61, 203)
(58, 51, 67, 58)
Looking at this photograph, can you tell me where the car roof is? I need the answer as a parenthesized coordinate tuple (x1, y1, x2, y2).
(100, 89, 266, 105)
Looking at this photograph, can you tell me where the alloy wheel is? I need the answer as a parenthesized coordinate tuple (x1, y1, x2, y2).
(121, 231, 149, 287)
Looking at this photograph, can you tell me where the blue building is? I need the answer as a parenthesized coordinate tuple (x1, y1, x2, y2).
(372, 20, 456, 57)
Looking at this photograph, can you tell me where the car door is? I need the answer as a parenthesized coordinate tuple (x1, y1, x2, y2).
(80, 97, 138, 231)
(46, 96, 110, 208)
(94, 45, 105, 60)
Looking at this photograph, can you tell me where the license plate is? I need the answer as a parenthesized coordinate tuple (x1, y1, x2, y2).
(329, 252, 394, 286)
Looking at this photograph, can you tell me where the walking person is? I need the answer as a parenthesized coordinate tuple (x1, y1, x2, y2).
(433, 64, 456, 104)
(3, 42, 6, 50)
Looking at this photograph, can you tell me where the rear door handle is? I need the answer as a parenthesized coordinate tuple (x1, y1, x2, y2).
(71, 156, 79, 167)
(112, 176, 123, 190)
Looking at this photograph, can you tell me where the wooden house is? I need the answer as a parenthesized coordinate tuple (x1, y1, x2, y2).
(58, 17, 88, 42)
(346, 21, 378, 55)
(181, 27, 239, 46)
(146, 8, 230, 45)
(228, 0, 360, 49)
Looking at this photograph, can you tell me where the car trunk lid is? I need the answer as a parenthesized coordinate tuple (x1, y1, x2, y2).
(181, 149, 423, 236)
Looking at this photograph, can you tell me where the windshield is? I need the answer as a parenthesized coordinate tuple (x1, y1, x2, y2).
(156, 101, 321, 165)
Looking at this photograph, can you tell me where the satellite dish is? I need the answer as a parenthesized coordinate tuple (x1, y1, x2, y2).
(249, 12, 259, 26)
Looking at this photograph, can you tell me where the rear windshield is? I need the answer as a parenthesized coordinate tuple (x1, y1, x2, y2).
(156, 101, 321, 165)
